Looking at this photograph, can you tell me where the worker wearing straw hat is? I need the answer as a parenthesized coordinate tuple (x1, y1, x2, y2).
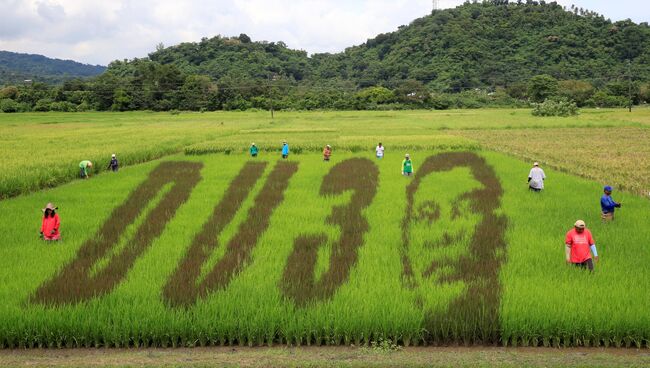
(250, 143, 259, 157)
(281, 141, 289, 159)
(528, 162, 546, 192)
(323, 145, 332, 161)
(40, 203, 61, 241)
(565, 220, 598, 271)
(107, 154, 119, 172)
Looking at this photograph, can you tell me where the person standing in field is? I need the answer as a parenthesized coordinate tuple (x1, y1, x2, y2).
(107, 154, 119, 172)
(79, 160, 93, 179)
(601, 185, 621, 221)
(40, 203, 60, 241)
(402, 154, 414, 177)
(375, 142, 385, 159)
(323, 145, 332, 161)
(528, 162, 546, 192)
(282, 141, 289, 159)
(250, 143, 258, 157)
(565, 220, 598, 271)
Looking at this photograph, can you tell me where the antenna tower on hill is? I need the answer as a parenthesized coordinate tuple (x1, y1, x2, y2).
(433, 0, 439, 11)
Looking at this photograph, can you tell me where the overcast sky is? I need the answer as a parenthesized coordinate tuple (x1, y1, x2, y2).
(0, 0, 647, 66)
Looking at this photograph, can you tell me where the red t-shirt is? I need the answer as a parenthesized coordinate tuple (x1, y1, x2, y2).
(565, 228, 595, 263)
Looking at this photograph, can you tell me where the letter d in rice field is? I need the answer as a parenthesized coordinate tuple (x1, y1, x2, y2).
(401, 152, 507, 344)
(32, 161, 203, 305)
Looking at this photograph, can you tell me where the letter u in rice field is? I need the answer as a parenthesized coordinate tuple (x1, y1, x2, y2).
(400, 152, 507, 344)
(32, 161, 203, 305)
(163, 161, 298, 307)
(280, 158, 379, 306)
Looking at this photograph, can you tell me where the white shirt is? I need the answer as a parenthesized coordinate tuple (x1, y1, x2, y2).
(528, 167, 546, 189)
(375, 146, 384, 157)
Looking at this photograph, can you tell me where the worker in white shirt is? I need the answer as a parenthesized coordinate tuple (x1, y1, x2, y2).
(528, 162, 546, 192)
(375, 142, 385, 159)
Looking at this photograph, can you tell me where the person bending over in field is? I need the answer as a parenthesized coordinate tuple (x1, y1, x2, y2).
(527, 162, 546, 192)
(40, 203, 60, 241)
(376, 142, 384, 159)
(402, 154, 414, 177)
(323, 145, 332, 161)
(281, 141, 289, 159)
(601, 185, 621, 222)
(250, 143, 258, 157)
(79, 160, 93, 179)
(107, 154, 119, 172)
(565, 220, 598, 272)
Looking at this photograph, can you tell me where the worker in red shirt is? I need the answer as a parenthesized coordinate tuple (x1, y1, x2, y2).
(565, 220, 598, 271)
(40, 203, 61, 241)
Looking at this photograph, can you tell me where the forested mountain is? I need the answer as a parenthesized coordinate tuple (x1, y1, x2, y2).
(0, 51, 105, 85)
(146, 1, 650, 91)
(2, 1, 649, 112)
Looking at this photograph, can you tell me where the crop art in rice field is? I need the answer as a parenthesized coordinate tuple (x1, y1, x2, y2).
(31, 154, 503, 325)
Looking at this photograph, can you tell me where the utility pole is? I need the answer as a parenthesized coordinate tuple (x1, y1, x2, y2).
(627, 59, 632, 113)
(268, 73, 278, 119)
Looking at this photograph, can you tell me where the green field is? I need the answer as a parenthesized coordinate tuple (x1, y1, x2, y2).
(0, 147, 649, 348)
(1, 109, 649, 349)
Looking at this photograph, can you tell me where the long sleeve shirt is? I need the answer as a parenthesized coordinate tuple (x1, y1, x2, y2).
(528, 167, 546, 189)
(601, 194, 619, 213)
(41, 214, 60, 237)
(282, 145, 289, 155)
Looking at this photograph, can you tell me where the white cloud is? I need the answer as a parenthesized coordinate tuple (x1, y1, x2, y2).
(0, 0, 646, 65)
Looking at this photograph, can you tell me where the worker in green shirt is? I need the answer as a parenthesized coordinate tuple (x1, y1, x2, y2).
(402, 154, 414, 177)
(250, 143, 258, 157)
(79, 160, 93, 179)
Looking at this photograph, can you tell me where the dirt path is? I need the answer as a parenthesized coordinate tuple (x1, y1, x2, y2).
(1, 346, 648, 367)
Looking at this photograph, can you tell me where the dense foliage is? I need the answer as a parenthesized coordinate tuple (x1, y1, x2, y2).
(0, 51, 105, 85)
(1, 1, 649, 112)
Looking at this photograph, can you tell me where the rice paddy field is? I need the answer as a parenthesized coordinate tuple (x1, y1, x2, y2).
(1, 109, 649, 352)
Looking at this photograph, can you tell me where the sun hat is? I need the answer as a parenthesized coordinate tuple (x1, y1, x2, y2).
(112, 154, 116, 157)
(604, 185, 613, 192)
(87, 161, 93, 167)
(533, 162, 539, 166)
(42, 202, 57, 212)
(405, 153, 410, 157)
(574, 220, 586, 228)
(326, 144, 331, 148)
(251, 143, 255, 146)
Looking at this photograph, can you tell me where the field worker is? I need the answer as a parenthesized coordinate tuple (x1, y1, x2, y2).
(565, 220, 598, 271)
(107, 154, 119, 172)
(376, 142, 385, 159)
(282, 141, 289, 159)
(323, 145, 332, 161)
(250, 143, 258, 157)
(40, 203, 60, 241)
(79, 160, 93, 179)
(601, 185, 621, 221)
(402, 154, 414, 177)
(528, 162, 546, 192)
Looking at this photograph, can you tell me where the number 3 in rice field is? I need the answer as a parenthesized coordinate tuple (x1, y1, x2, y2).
(280, 158, 379, 306)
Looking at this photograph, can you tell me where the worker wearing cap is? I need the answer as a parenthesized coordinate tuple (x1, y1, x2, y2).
(107, 154, 119, 172)
(323, 145, 332, 161)
(528, 162, 546, 192)
(250, 143, 258, 157)
(402, 154, 414, 177)
(565, 220, 598, 271)
(79, 160, 93, 179)
(601, 185, 621, 221)
(281, 141, 289, 159)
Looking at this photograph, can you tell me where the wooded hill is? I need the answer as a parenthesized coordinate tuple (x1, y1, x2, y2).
(1, 1, 649, 112)
(0, 51, 105, 85)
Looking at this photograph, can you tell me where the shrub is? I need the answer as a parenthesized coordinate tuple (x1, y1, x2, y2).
(587, 91, 630, 108)
(531, 98, 579, 117)
(0, 98, 19, 113)
(33, 98, 54, 112)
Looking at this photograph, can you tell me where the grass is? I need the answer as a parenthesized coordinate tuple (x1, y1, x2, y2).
(0, 150, 648, 348)
(3, 108, 650, 199)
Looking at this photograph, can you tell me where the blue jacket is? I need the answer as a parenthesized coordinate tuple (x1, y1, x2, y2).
(601, 194, 619, 213)
(282, 144, 289, 155)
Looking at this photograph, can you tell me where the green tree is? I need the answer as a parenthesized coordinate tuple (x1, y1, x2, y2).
(528, 75, 559, 102)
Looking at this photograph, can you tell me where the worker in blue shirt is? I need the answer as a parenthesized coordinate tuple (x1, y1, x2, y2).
(281, 141, 289, 159)
(601, 185, 621, 221)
